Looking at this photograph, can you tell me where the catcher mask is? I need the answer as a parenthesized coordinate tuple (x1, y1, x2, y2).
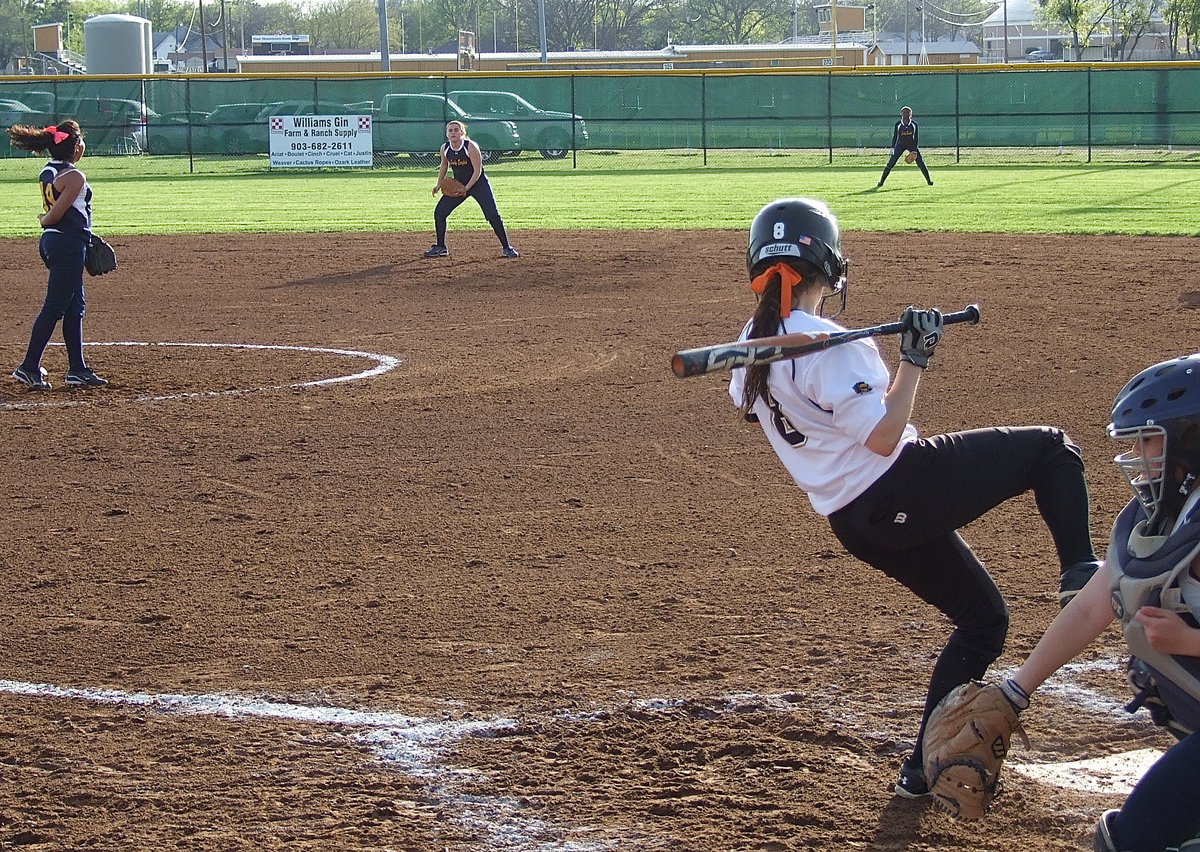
(1109, 353, 1200, 535)
(747, 198, 848, 318)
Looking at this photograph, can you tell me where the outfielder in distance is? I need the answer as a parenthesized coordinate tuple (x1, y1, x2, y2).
(949, 354, 1200, 849)
(877, 106, 933, 188)
(726, 197, 1100, 800)
(423, 120, 519, 259)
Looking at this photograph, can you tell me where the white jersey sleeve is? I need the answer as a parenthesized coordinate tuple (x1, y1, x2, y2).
(729, 312, 917, 516)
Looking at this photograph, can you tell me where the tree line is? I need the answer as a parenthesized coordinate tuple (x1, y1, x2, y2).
(3, 0, 1198, 71)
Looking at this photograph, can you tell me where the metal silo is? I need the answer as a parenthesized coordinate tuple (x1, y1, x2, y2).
(84, 14, 152, 75)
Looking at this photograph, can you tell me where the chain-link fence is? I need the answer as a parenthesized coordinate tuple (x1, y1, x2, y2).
(3, 65, 1198, 172)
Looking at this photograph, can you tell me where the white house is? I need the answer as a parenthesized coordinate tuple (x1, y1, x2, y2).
(980, 0, 1173, 61)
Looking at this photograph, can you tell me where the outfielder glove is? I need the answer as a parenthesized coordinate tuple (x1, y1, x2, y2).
(922, 680, 1031, 819)
(84, 233, 118, 276)
(898, 306, 943, 369)
(905, 151, 918, 164)
(438, 176, 468, 197)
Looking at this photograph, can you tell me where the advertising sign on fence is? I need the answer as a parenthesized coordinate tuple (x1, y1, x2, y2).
(269, 115, 373, 168)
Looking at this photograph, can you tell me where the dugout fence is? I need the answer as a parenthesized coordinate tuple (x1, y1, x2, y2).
(2, 64, 1199, 171)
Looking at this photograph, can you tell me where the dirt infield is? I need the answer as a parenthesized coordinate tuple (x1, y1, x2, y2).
(2, 228, 1198, 851)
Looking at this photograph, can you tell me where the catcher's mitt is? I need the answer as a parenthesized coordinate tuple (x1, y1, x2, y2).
(922, 681, 1030, 819)
(438, 176, 468, 197)
(84, 233, 117, 277)
(905, 151, 918, 164)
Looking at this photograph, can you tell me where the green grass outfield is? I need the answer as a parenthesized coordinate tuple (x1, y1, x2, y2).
(1, 154, 1198, 237)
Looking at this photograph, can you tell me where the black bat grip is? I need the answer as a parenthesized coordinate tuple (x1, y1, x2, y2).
(944, 304, 982, 326)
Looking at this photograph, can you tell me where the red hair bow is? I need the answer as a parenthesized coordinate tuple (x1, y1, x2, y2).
(43, 126, 70, 144)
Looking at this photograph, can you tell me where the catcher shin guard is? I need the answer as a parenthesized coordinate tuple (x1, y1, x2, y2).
(922, 681, 1030, 819)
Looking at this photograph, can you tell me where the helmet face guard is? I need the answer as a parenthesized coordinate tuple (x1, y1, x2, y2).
(747, 198, 848, 319)
(1108, 353, 1200, 534)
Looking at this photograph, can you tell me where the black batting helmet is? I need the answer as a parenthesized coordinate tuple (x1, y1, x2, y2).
(747, 198, 848, 317)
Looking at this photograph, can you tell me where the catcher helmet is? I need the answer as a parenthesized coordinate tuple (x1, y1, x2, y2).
(747, 198, 848, 318)
(1108, 353, 1200, 534)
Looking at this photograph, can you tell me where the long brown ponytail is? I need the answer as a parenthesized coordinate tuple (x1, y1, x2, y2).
(739, 258, 827, 417)
(6, 120, 82, 160)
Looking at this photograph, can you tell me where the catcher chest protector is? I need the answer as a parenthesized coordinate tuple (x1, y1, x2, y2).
(1109, 499, 1200, 738)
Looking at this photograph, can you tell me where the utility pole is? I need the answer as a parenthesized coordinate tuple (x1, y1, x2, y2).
(538, 0, 547, 62)
(378, 0, 391, 70)
(199, 0, 209, 70)
(904, 0, 909, 64)
(220, 0, 229, 71)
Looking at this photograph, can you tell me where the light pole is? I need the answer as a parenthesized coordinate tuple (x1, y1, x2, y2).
(904, 0, 909, 65)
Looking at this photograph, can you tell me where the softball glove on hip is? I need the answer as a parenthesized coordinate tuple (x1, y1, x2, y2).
(85, 233, 118, 276)
(922, 680, 1030, 819)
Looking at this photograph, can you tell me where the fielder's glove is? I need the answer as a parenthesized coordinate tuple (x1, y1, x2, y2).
(905, 151, 918, 164)
(438, 176, 468, 197)
(84, 233, 118, 276)
(899, 306, 943, 369)
(922, 680, 1031, 819)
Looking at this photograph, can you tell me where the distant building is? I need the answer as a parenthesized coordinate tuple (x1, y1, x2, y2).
(867, 39, 982, 65)
(153, 25, 228, 72)
(237, 42, 877, 74)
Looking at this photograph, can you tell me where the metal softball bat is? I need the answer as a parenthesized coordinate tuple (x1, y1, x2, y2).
(671, 304, 981, 378)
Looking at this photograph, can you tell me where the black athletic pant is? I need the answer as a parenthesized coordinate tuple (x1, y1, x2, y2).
(879, 146, 932, 184)
(434, 176, 510, 248)
(827, 426, 1096, 759)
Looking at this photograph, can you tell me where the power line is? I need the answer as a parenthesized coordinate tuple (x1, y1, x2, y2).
(921, 0, 999, 24)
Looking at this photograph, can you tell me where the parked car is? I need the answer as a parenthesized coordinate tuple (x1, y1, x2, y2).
(12, 90, 56, 112)
(0, 98, 36, 127)
(201, 102, 271, 154)
(145, 110, 212, 154)
(254, 100, 357, 121)
(1022, 48, 1060, 62)
(448, 90, 588, 159)
(201, 101, 355, 154)
(53, 96, 158, 151)
(377, 93, 520, 164)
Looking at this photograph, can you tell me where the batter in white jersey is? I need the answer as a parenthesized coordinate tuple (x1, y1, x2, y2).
(729, 310, 916, 515)
(727, 198, 1100, 801)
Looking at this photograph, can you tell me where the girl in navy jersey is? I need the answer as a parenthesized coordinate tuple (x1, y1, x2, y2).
(728, 198, 1099, 799)
(6, 120, 107, 389)
(877, 106, 933, 188)
(424, 120, 518, 259)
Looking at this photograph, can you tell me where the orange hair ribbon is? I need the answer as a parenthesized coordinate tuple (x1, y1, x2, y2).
(750, 261, 804, 318)
(43, 126, 70, 144)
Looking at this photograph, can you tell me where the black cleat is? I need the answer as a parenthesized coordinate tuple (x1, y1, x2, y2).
(65, 367, 108, 387)
(894, 754, 930, 798)
(1059, 560, 1101, 607)
(12, 365, 50, 390)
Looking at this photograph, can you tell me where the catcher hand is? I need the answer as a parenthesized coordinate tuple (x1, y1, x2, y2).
(84, 233, 117, 276)
(438, 176, 468, 197)
(922, 681, 1030, 819)
(905, 151, 918, 164)
(898, 306, 943, 369)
